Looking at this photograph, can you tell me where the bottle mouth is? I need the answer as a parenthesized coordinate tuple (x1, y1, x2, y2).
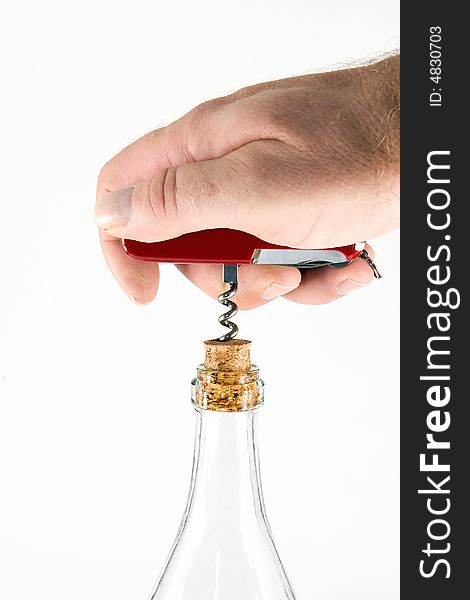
(191, 365, 264, 412)
(191, 339, 264, 412)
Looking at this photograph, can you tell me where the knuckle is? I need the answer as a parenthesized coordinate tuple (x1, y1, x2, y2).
(137, 168, 180, 237)
(96, 161, 114, 197)
(181, 97, 229, 161)
(258, 97, 301, 141)
(236, 90, 302, 144)
(188, 96, 227, 124)
(227, 83, 259, 102)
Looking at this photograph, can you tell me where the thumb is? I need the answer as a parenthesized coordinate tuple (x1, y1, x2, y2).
(93, 143, 269, 242)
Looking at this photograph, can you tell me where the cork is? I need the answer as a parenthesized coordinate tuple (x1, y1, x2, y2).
(193, 339, 263, 412)
(203, 339, 252, 371)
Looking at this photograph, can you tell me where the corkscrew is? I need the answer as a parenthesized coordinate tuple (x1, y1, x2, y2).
(218, 264, 239, 341)
(122, 228, 381, 341)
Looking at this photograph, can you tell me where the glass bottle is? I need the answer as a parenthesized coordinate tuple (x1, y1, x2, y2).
(149, 339, 296, 600)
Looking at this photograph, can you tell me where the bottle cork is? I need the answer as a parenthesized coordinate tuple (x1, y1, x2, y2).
(193, 340, 263, 412)
(203, 339, 252, 371)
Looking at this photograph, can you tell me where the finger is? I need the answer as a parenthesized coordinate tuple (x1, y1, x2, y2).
(176, 263, 301, 310)
(94, 140, 285, 242)
(99, 229, 159, 304)
(96, 93, 282, 198)
(283, 244, 376, 305)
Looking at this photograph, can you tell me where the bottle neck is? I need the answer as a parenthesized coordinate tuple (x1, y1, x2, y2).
(184, 339, 267, 526)
(188, 408, 264, 518)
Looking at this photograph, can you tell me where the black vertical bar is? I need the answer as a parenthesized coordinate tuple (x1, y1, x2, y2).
(401, 4, 467, 598)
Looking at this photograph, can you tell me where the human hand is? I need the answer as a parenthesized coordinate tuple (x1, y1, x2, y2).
(94, 55, 399, 308)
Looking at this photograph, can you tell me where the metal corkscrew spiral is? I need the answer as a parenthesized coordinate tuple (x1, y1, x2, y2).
(217, 281, 239, 341)
(217, 265, 239, 342)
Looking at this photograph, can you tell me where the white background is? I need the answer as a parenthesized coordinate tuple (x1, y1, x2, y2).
(0, 1, 399, 598)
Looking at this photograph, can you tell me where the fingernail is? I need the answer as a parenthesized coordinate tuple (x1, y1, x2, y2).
(94, 186, 134, 228)
(261, 282, 299, 301)
(336, 278, 369, 296)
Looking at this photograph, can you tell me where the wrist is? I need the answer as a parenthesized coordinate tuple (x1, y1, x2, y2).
(318, 54, 400, 181)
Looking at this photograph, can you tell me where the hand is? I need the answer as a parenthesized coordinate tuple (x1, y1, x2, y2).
(94, 55, 399, 308)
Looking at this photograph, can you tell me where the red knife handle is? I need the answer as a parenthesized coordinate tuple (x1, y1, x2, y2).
(122, 229, 362, 265)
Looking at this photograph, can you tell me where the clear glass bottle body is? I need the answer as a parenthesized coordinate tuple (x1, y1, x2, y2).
(149, 376, 296, 600)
